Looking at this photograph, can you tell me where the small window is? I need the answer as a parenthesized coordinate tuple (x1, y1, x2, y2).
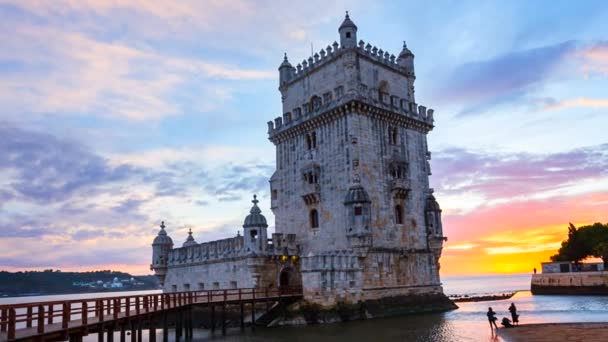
(230, 281, 237, 289)
(389, 127, 398, 145)
(306, 132, 317, 150)
(395, 205, 403, 225)
(272, 190, 278, 200)
(354, 206, 362, 216)
(198, 283, 205, 290)
(346, 32, 351, 38)
(213, 282, 220, 290)
(250, 229, 258, 240)
(323, 92, 332, 104)
(171, 285, 177, 292)
(184, 283, 190, 291)
(310, 209, 319, 229)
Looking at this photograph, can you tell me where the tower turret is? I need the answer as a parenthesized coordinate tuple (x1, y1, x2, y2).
(425, 192, 443, 238)
(182, 228, 197, 247)
(397, 41, 415, 73)
(242, 195, 268, 254)
(339, 11, 357, 48)
(151, 221, 173, 286)
(278, 53, 294, 87)
(397, 41, 416, 101)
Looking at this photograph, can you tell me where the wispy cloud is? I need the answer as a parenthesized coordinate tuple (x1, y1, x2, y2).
(432, 144, 608, 209)
(0, 23, 273, 122)
(436, 40, 608, 116)
(542, 97, 608, 111)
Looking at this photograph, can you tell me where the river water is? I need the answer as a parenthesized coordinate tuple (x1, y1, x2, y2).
(2, 273, 607, 341)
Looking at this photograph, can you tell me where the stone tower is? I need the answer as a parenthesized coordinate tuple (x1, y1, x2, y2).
(151, 221, 173, 286)
(267, 13, 448, 305)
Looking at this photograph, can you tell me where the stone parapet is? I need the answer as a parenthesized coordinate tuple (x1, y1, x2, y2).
(531, 272, 608, 294)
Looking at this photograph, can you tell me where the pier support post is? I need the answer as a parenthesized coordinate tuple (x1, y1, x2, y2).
(162, 312, 168, 342)
(120, 322, 126, 342)
(251, 301, 255, 330)
(98, 324, 104, 342)
(221, 304, 226, 336)
(149, 314, 156, 342)
(130, 320, 136, 342)
(187, 307, 193, 340)
(210, 305, 215, 334)
(240, 302, 245, 331)
(137, 319, 143, 342)
(107, 325, 114, 342)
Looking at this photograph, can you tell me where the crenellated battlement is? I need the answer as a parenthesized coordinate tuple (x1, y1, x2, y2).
(166, 232, 300, 267)
(284, 40, 411, 86)
(268, 97, 435, 141)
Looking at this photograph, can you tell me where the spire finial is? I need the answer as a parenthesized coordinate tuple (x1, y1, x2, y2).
(188, 227, 192, 235)
(403, 41, 407, 48)
(284, 52, 288, 61)
(160, 221, 165, 229)
(346, 11, 349, 19)
(252, 194, 259, 205)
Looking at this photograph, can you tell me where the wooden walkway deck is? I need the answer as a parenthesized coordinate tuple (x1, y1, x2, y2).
(0, 287, 302, 341)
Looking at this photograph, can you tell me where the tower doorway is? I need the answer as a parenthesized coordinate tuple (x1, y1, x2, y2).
(279, 267, 292, 289)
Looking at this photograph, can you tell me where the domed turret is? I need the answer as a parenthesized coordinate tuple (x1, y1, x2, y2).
(278, 53, 294, 86)
(243, 195, 268, 254)
(182, 228, 197, 247)
(151, 221, 173, 286)
(344, 184, 371, 205)
(397, 41, 415, 74)
(339, 11, 358, 48)
(243, 194, 268, 228)
(425, 194, 441, 213)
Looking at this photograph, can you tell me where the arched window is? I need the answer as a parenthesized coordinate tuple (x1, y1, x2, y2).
(310, 209, 319, 228)
(389, 126, 398, 145)
(306, 132, 317, 150)
(394, 205, 403, 225)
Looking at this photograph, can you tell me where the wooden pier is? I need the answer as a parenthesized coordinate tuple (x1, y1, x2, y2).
(0, 287, 302, 341)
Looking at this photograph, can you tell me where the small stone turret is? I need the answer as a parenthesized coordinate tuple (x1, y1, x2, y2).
(182, 228, 197, 247)
(278, 53, 294, 87)
(397, 41, 415, 73)
(339, 11, 357, 48)
(425, 192, 443, 237)
(242, 195, 268, 254)
(151, 221, 173, 286)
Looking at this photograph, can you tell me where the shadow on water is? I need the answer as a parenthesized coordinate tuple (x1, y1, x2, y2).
(183, 312, 500, 342)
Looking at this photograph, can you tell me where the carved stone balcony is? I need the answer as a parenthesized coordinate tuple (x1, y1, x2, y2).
(389, 179, 410, 199)
(302, 183, 321, 205)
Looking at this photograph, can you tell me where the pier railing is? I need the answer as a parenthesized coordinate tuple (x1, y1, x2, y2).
(0, 287, 302, 341)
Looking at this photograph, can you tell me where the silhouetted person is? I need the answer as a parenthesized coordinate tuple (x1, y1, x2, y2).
(487, 307, 498, 330)
(508, 303, 519, 326)
(533, 267, 537, 274)
(501, 317, 514, 328)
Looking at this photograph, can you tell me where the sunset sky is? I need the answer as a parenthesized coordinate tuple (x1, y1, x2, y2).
(1, 1, 607, 276)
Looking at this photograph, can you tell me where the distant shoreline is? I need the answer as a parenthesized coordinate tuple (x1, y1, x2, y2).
(1, 287, 161, 299)
(498, 322, 608, 342)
